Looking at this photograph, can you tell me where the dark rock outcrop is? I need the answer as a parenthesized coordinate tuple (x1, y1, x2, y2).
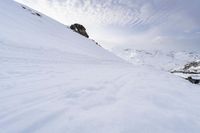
(183, 61, 200, 71)
(171, 60, 200, 84)
(186, 77, 200, 84)
(21, 5, 42, 17)
(69, 23, 101, 46)
(91, 39, 101, 47)
(171, 61, 200, 74)
(70, 23, 89, 38)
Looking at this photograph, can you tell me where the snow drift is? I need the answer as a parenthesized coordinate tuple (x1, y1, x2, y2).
(0, 1, 200, 133)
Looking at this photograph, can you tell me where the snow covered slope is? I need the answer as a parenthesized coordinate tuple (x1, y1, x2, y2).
(0, 0, 120, 63)
(1, 1, 200, 133)
(112, 48, 200, 83)
(112, 48, 200, 71)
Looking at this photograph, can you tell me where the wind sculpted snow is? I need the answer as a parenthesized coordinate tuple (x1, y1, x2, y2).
(0, 1, 200, 133)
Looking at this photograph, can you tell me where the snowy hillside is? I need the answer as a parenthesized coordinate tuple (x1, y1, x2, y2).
(0, 1, 120, 63)
(1, 1, 200, 133)
(112, 48, 200, 71)
(112, 48, 200, 83)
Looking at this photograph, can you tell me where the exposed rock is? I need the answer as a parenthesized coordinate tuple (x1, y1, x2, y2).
(21, 5, 42, 17)
(70, 23, 89, 38)
(171, 71, 200, 74)
(172, 61, 200, 74)
(21, 6, 26, 9)
(69, 23, 102, 46)
(186, 77, 200, 84)
(183, 61, 200, 72)
(171, 60, 200, 84)
(35, 13, 41, 17)
(91, 39, 101, 47)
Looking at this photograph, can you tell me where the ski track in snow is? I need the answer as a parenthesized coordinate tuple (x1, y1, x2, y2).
(0, 43, 132, 132)
(1, 48, 200, 132)
(1, 1, 200, 132)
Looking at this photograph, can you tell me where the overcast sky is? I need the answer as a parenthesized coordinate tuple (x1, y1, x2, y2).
(15, 0, 200, 51)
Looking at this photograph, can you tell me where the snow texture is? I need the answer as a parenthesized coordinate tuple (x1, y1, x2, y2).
(0, 1, 200, 133)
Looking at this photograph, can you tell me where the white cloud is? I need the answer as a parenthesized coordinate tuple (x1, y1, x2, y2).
(16, 0, 138, 26)
(15, 0, 200, 51)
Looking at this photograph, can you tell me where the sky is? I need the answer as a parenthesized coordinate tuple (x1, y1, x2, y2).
(15, 0, 200, 51)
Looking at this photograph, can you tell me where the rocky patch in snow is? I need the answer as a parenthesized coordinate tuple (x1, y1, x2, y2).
(70, 23, 89, 38)
(186, 77, 200, 84)
(172, 61, 200, 84)
(21, 5, 42, 17)
(172, 61, 200, 74)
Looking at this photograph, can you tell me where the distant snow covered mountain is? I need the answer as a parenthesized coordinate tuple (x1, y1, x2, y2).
(1, 1, 200, 133)
(112, 48, 200, 71)
(112, 48, 200, 83)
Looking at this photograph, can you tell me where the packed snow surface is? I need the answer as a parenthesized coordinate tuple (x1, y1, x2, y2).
(1, 1, 200, 133)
